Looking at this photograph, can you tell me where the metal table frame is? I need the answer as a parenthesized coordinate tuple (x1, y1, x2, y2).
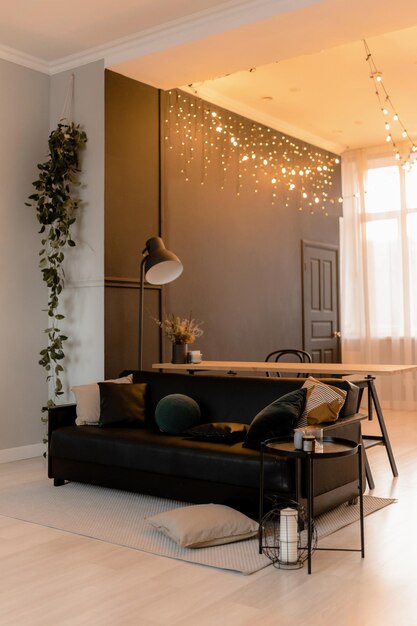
(258, 436, 365, 574)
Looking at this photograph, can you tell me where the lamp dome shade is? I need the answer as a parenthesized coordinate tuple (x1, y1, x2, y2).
(143, 237, 183, 285)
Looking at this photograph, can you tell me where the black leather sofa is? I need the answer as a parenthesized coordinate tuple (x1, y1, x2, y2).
(48, 371, 364, 516)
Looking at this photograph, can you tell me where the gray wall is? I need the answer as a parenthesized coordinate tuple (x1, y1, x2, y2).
(0, 59, 49, 456)
(0, 59, 105, 458)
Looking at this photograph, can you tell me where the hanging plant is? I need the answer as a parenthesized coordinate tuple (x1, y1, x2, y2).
(26, 122, 87, 415)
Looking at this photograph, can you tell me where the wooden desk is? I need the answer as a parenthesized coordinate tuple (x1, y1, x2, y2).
(153, 360, 417, 486)
(152, 361, 416, 376)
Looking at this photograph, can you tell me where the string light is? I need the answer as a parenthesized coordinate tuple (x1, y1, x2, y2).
(165, 89, 341, 213)
(364, 39, 417, 168)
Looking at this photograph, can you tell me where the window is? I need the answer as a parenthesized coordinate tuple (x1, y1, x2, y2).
(365, 166, 400, 214)
(341, 148, 417, 409)
(360, 162, 417, 337)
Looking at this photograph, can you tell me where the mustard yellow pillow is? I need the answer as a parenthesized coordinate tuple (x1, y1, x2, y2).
(301, 377, 347, 425)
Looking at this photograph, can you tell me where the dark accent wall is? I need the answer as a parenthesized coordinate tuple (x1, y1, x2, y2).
(104, 70, 162, 377)
(104, 74, 342, 372)
(163, 92, 342, 362)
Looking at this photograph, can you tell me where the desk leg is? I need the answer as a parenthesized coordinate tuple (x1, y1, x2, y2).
(367, 377, 399, 477)
(258, 448, 264, 555)
(367, 381, 373, 421)
(358, 444, 365, 558)
(364, 447, 375, 491)
(307, 455, 314, 575)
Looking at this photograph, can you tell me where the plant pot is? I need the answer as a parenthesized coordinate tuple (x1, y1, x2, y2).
(172, 343, 188, 364)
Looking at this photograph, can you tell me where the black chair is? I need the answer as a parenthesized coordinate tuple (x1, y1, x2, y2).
(264, 349, 313, 377)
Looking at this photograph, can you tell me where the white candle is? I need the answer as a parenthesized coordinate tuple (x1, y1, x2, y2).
(293, 429, 304, 450)
(280, 507, 298, 564)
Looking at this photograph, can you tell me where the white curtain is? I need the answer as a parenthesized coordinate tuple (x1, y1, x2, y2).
(341, 146, 417, 410)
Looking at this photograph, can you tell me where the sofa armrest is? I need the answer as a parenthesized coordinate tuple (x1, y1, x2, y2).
(48, 404, 77, 480)
(48, 403, 77, 439)
(322, 412, 367, 435)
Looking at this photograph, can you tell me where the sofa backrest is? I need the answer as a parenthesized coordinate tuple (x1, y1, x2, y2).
(124, 371, 359, 426)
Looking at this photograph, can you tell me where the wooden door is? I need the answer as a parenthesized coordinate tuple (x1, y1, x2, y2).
(302, 241, 341, 363)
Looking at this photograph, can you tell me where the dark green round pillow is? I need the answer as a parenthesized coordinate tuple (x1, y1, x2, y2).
(155, 393, 201, 434)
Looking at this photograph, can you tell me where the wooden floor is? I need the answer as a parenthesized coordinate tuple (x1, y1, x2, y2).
(0, 409, 416, 626)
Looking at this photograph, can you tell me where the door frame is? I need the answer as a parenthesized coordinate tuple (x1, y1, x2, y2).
(301, 240, 341, 362)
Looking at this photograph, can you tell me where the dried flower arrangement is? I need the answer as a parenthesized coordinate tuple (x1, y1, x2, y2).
(155, 314, 204, 345)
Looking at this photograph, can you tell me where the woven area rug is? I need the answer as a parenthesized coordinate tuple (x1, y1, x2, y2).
(0, 480, 394, 575)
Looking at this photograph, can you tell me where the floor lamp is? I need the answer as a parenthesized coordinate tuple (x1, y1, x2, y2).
(139, 237, 183, 370)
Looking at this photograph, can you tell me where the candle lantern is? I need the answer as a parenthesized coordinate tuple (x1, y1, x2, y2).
(261, 499, 317, 569)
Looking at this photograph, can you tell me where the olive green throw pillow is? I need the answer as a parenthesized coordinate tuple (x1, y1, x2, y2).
(98, 382, 147, 427)
(184, 422, 248, 443)
(155, 393, 201, 434)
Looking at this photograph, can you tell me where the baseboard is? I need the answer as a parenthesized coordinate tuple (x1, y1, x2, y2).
(0, 443, 44, 464)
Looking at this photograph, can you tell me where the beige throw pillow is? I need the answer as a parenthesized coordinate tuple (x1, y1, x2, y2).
(72, 374, 133, 425)
(301, 376, 347, 425)
(147, 504, 258, 549)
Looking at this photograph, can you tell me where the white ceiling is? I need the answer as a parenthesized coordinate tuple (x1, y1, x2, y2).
(3, 0, 417, 154)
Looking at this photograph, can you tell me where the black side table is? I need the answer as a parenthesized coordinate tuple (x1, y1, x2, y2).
(258, 436, 365, 574)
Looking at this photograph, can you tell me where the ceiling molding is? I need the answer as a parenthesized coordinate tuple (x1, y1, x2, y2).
(0, 43, 49, 74)
(0, 0, 316, 77)
(49, 0, 315, 74)
(184, 85, 342, 155)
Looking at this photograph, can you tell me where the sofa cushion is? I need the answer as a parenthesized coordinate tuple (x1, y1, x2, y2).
(72, 374, 133, 426)
(147, 504, 258, 548)
(184, 422, 247, 443)
(98, 383, 147, 427)
(49, 425, 293, 493)
(243, 388, 307, 450)
(155, 393, 201, 434)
